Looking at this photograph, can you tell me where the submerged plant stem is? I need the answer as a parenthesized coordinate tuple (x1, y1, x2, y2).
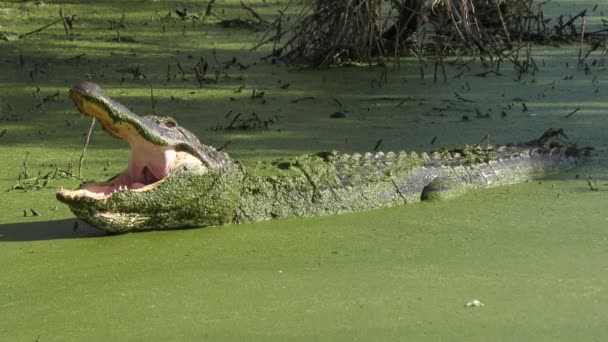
(78, 118, 96, 179)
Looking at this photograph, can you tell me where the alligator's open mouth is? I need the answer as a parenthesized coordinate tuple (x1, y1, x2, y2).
(57, 82, 203, 201)
(59, 143, 178, 200)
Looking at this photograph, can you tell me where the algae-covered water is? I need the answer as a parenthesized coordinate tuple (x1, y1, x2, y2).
(0, 1, 607, 340)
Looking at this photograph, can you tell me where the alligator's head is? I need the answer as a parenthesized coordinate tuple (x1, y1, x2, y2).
(57, 82, 240, 233)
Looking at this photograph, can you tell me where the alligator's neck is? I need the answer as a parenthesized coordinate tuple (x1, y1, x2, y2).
(233, 144, 583, 223)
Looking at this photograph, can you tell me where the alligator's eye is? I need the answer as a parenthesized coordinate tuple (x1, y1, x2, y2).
(155, 117, 178, 128)
(149, 115, 177, 128)
(163, 119, 177, 128)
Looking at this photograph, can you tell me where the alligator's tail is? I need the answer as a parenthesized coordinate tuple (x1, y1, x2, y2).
(419, 132, 592, 201)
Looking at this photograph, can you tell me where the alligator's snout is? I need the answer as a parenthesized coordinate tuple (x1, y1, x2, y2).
(57, 82, 234, 232)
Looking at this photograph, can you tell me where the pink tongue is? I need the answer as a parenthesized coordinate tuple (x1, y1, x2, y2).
(142, 166, 158, 184)
(80, 143, 176, 195)
(130, 182, 146, 190)
(127, 144, 176, 187)
(129, 166, 158, 189)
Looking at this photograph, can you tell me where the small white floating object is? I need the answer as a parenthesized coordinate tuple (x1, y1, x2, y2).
(465, 299, 484, 307)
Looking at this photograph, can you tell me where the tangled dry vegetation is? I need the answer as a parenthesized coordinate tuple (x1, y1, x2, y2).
(257, 0, 608, 70)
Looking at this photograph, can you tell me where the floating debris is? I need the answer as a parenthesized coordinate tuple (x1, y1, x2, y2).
(215, 112, 278, 131)
(330, 111, 348, 119)
(465, 299, 484, 307)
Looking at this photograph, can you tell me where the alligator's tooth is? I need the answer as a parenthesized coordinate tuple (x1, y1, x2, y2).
(385, 151, 396, 159)
(375, 151, 385, 159)
(420, 152, 430, 160)
(431, 151, 442, 160)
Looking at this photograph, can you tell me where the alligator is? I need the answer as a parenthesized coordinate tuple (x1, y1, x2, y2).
(57, 82, 590, 233)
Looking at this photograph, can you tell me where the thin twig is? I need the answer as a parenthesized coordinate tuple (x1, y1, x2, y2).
(22, 152, 30, 179)
(34, 87, 45, 114)
(564, 108, 580, 118)
(78, 118, 96, 179)
(19, 18, 65, 39)
(59, 8, 70, 36)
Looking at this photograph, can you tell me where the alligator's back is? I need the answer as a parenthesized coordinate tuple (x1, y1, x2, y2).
(235, 141, 589, 223)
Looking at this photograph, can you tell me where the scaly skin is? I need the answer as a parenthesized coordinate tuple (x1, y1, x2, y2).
(57, 82, 590, 233)
(234, 144, 586, 223)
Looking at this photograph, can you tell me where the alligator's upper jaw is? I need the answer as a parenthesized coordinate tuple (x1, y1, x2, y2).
(69, 82, 171, 146)
(57, 82, 196, 201)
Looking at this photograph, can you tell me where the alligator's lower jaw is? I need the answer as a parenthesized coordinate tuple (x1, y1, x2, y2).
(56, 142, 176, 202)
(56, 175, 165, 201)
(56, 149, 206, 203)
(77, 210, 153, 234)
